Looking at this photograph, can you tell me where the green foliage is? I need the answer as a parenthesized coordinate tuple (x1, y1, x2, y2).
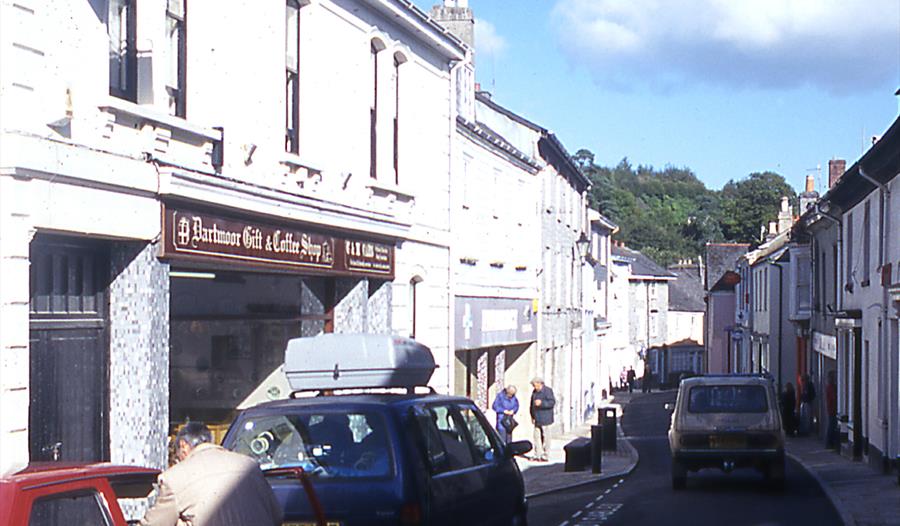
(580, 152, 795, 265)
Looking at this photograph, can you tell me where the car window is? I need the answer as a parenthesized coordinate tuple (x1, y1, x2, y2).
(688, 385, 769, 413)
(28, 490, 111, 526)
(458, 405, 497, 463)
(419, 404, 476, 473)
(228, 410, 392, 478)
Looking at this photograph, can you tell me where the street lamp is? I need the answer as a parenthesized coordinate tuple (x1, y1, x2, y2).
(575, 231, 590, 260)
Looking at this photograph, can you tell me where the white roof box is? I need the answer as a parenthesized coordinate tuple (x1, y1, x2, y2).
(285, 333, 436, 392)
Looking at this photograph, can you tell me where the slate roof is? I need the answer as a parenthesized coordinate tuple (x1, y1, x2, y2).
(668, 266, 706, 312)
(612, 245, 676, 280)
(704, 243, 750, 291)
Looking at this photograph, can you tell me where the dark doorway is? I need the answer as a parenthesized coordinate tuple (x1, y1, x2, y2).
(29, 235, 110, 462)
(852, 327, 863, 459)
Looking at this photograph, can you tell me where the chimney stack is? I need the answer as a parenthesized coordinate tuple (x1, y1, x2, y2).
(805, 175, 814, 193)
(828, 159, 846, 188)
(799, 174, 819, 215)
(777, 196, 793, 232)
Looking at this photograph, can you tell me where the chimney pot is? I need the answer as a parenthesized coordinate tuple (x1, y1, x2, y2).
(805, 175, 815, 193)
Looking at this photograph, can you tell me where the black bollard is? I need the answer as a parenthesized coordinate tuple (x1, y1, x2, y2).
(591, 425, 603, 474)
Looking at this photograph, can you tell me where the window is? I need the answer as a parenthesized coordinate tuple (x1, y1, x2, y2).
(845, 213, 854, 289)
(862, 201, 871, 285)
(29, 491, 111, 526)
(392, 55, 401, 185)
(228, 411, 392, 478)
(688, 385, 769, 414)
(108, 0, 136, 101)
(166, 0, 186, 116)
(424, 405, 475, 472)
(285, 1, 300, 153)
(458, 405, 497, 464)
(369, 42, 380, 179)
(832, 245, 838, 306)
(409, 276, 421, 339)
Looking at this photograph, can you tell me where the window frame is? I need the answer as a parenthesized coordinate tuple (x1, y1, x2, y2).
(108, 0, 137, 102)
(285, 0, 301, 154)
(165, 0, 187, 117)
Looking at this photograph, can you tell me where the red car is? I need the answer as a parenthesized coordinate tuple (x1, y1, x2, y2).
(0, 463, 160, 526)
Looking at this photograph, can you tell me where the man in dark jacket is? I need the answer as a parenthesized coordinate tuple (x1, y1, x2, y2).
(530, 377, 555, 462)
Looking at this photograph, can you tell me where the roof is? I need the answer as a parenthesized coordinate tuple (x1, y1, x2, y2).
(823, 114, 900, 211)
(475, 92, 590, 189)
(612, 245, 676, 280)
(243, 392, 472, 413)
(709, 270, 741, 292)
(375, 0, 468, 59)
(588, 209, 618, 233)
(1, 463, 158, 486)
(668, 266, 706, 312)
(704, 243, 749, 292)
(456, 116, 541, 174)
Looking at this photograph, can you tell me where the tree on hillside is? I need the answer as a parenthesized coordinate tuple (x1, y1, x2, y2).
(718, 172, 796, 244)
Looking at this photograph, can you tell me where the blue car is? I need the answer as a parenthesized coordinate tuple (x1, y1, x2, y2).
(222, 392, 531, 525)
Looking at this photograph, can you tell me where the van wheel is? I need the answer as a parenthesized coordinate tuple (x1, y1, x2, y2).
(510, 511, 528, 526)
(671, 459, 687, 490)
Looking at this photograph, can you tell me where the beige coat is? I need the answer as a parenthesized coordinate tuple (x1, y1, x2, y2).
(141, 443, 283, 526)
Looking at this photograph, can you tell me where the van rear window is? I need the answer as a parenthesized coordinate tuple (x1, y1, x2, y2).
(228, 411, 392, 479)
(688, 385, 768, 413)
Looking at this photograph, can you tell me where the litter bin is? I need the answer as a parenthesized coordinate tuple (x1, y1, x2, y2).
(599, 407, 617, 451)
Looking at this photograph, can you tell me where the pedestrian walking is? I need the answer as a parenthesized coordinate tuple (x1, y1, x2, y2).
(619, 367, 628, 391)
(798, 374, 817, 436)
(492, 385, 520, 444)
(781, 383, 797, 436)
(141, 422, 283, 526)
(825, 370, 838, 449)
(530, 377, 555, 462)
(626, 366, 636, 393)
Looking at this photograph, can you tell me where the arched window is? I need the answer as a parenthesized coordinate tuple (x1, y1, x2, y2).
(369, 38, 386, 179)
(409, 276, 422, 339)
(392, 51, 408, 185)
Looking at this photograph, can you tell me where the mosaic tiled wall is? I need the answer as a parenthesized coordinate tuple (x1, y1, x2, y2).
(367, 279, 392, 333)
(108, 241, 169, 471)
(334, 278, 367, 333)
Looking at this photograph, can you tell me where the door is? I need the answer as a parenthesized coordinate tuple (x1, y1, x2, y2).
(852, 327, 863, 459)
(29, 236, 109, 462)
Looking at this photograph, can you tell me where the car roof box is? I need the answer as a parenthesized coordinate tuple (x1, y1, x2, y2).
(285, 333, 436, 391)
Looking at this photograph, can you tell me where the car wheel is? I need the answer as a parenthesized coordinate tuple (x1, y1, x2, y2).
(671, 459, 687, 490)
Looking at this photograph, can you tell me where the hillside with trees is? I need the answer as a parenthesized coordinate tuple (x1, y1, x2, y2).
(572, 150, 796, 265)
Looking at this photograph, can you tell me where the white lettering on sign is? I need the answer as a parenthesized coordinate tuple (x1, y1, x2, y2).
(481, 309, 518, 333)
(812, 331, 837, 360)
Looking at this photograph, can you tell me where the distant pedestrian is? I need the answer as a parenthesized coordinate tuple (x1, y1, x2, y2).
(642, 363, 652, 393)
(141, 422, 283, 526)
(492, 385, 520, 443)
(825, 371, 838, 449)
(620, 367, 628, 391)
(799, 374, 817, 436)
(530, 377, 556, 462)
(781, 383, 797, 436)
(626, 367, 636, 393)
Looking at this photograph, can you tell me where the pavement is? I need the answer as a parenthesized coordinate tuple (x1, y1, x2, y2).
(519, 395, 639, 498)
(785, 435, 900, 526)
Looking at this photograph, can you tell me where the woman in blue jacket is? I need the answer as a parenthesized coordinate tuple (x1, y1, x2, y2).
(492, 385, 519, 443)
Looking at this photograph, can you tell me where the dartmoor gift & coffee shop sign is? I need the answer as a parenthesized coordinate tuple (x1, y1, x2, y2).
(160, 204, 394, 278)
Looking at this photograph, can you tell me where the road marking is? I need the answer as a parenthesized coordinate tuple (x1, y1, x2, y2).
(604, 489, 612, 494)
(564, 503, 623, 525)
(572, 510, 583, 518)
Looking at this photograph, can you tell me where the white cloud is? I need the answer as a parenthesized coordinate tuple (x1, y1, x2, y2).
(551, 0, 900, 93)
(475, 17, 507, 59)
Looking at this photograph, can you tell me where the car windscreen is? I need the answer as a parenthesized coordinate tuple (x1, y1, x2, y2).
(687, 385, 768, 414)
(228, 410, 392, 479)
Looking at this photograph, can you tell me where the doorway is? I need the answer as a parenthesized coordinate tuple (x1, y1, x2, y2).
(28, 235, 110, 462)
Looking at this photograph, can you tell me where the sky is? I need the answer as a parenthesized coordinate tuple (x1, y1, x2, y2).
(416, 0, 900, 193)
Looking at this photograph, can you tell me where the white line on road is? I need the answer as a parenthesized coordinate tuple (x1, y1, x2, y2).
(572, 510, 583, 518)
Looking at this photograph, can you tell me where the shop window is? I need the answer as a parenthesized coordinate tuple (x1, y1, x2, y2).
(166, 0, 186, 117)
(108, 0, 136, 101)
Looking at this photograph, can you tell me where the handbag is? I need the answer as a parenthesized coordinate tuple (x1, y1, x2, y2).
(501, 414, 518, 432)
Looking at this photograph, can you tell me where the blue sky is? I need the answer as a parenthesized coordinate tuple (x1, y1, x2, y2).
(417, 0, 900, 193)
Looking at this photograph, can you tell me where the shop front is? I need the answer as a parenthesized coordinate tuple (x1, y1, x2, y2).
(453, 296, 536, 438)
(160, 202, 395, 437)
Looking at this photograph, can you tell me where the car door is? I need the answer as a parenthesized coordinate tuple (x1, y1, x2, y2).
(456, 403, 517, 526)
(410, 403, 486, 526)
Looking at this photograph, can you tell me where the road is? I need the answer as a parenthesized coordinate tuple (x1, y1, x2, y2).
(527, 391, 843, 526)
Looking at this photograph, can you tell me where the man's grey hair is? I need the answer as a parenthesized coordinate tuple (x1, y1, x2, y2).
(176, 422, 213, 448)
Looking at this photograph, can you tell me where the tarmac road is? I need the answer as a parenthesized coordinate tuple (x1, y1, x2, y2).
(527, 391, 843, 526)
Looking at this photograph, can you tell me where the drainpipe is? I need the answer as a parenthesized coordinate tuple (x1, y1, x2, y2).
(858, 166, 893, 467)
(770, 259, 786, 389)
